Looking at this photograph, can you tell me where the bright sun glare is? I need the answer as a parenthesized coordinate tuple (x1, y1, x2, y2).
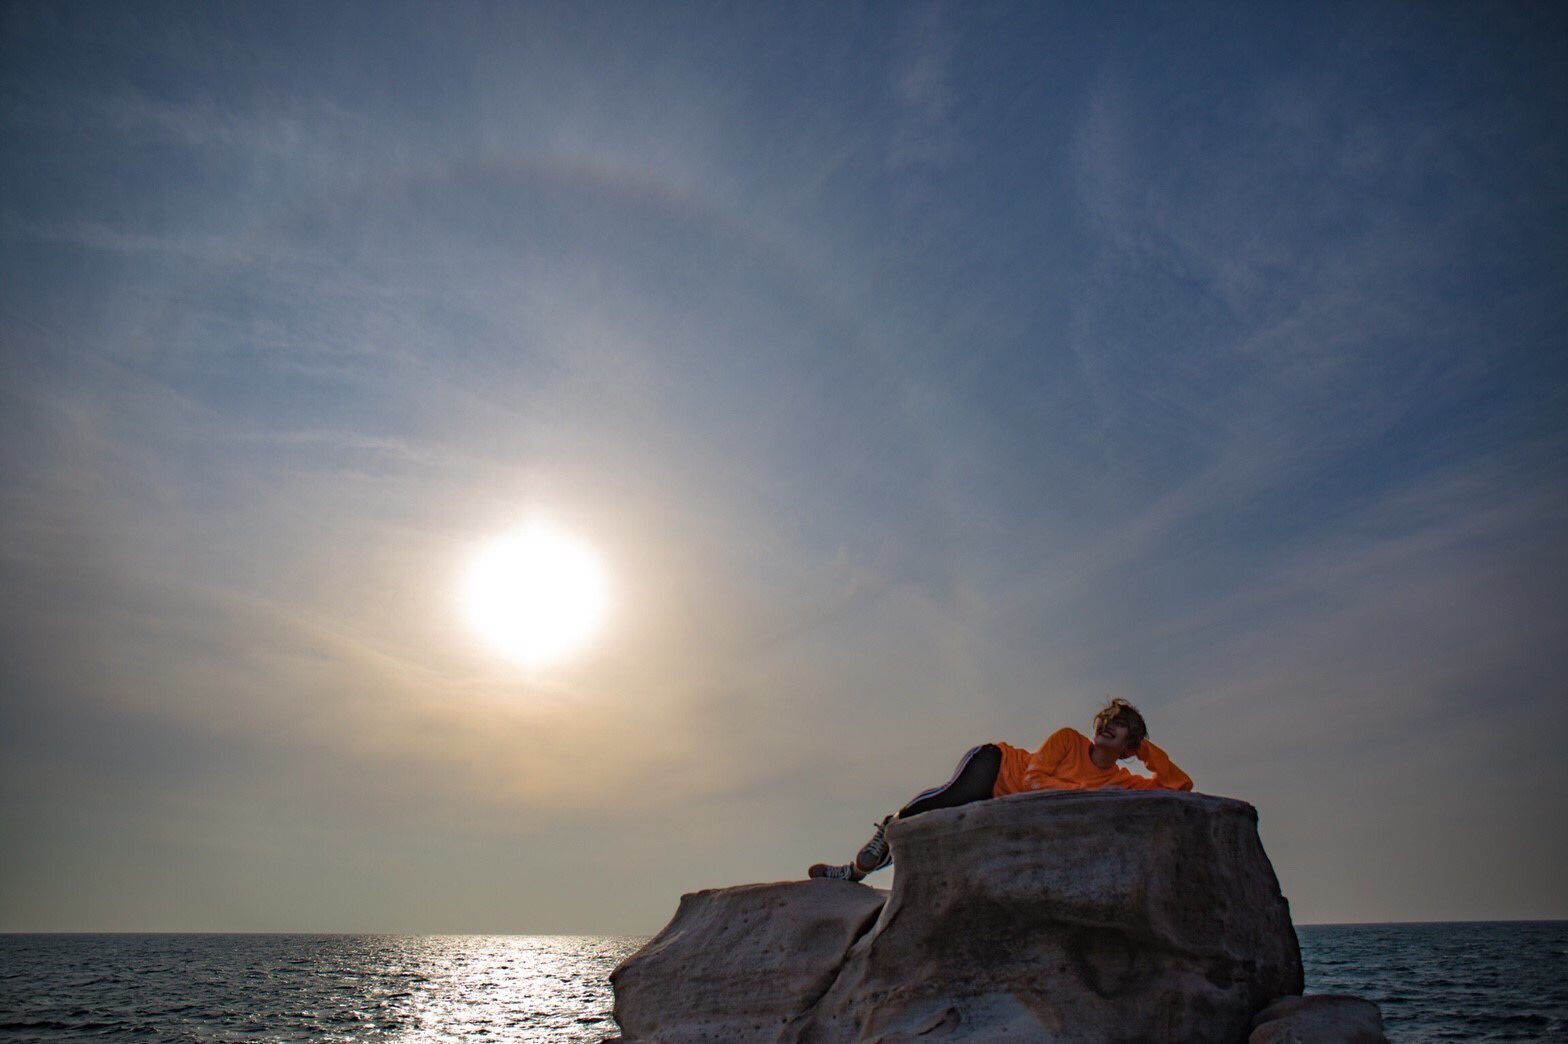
(463, 521, 610, 667)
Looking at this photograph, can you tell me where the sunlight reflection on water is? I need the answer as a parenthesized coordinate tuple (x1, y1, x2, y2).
(0, 933, 647, 1043)
(6, 926, 1568, 1041)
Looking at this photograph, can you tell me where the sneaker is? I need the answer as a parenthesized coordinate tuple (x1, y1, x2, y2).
(807, 815, 894, 881)
(854, 815, 894, 875)
(808, 861, 863, 880)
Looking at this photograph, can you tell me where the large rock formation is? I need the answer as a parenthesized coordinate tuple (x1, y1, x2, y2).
(612, 790, 1358, 1043)
(793, 790, 1303, 1044)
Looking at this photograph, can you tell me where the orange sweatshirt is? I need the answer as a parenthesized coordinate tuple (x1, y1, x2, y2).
(991, 727, 1193, 796)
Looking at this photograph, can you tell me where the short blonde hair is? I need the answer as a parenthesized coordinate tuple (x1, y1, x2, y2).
(1093, 698, 1148, 748)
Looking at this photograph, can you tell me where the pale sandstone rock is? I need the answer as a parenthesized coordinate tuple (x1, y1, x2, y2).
(612, 790, 1315, 1043)
(1249, 994, 1387, 1043)
(792, 790, 1304, 1043)
(609, 879, 886, 1043)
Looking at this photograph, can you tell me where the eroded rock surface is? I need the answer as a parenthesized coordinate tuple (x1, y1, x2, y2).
(1249, 994, 1388, 1043)
(609, 879, 886, 1043)
(613, 790, 1320, 1043)
(794, 790, 1303, 1043)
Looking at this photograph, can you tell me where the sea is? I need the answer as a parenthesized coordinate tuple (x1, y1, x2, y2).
(1, 922, 1564, 1042)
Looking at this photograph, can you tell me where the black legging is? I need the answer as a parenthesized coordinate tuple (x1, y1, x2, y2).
(896, 743, 1003, 819)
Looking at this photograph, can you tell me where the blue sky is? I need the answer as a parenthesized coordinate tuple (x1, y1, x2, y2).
(2, 1, 1565, 932)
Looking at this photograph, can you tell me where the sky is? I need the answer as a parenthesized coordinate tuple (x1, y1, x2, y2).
(2, 1, 1565, 934)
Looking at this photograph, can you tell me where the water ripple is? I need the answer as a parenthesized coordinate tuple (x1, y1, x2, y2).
(3, 924, 1565, 1042)
(1299, 921, 1567, 1043)
(0, 934, 644, 1043)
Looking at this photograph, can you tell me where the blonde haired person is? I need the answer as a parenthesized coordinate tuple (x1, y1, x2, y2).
(809, 699, 1192, 881)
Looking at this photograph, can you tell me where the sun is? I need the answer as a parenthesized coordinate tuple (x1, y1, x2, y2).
(463, 520, 610, 667)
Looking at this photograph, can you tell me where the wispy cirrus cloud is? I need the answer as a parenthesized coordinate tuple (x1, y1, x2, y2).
(887, 0, 962, 172)
(3, 2, 1564, 931)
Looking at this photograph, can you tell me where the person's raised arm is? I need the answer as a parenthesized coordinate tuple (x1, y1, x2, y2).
(1122, 738, 1193, 791)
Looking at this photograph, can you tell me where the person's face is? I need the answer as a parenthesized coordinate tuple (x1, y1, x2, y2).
(1093, 717, 1137, 758)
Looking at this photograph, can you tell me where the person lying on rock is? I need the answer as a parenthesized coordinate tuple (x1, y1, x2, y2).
(808, 698, 1192, 881)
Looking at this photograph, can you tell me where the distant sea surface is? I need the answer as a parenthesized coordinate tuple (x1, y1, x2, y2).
(1297, 921, 1566, 1042)
(2, 922, 1564, 1042)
